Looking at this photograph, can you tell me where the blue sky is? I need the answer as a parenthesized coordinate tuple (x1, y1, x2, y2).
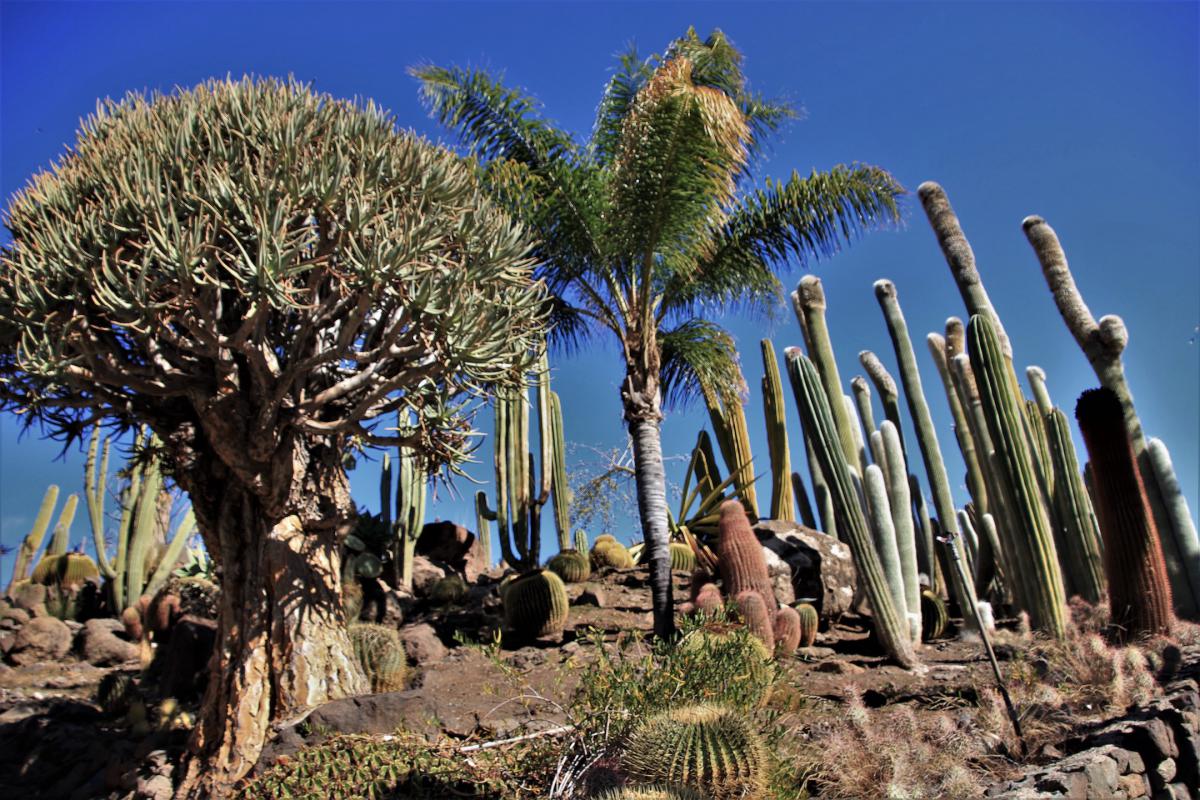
(1, 1, 1197, 571)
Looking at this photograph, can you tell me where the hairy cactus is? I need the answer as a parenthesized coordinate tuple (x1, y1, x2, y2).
(1076, 388, 1174, 640)
(96, 672, 138, 715)
(735, 590, 774, 651)
(1146, 438, 1200, 609)
(669, 542, 697, 573)
(864, 464, 909, 630)
(797, 603, 819, 647)
(349, 623, 408, 693)
(621, 704, 766, 799)
(716, 500, 776, 613)
(430, 575, 468, 605)
(921, 590, 949, 641)
(502, 569, 569, 640)
(591, 539, 634, 569)
(773, 605, 801, 655)
(547, 549, 592, 583)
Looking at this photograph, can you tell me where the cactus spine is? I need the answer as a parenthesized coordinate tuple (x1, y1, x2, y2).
(760, 340, 794, 521)
(785, 349, 916, 668)
(1076, 388, 1174, 640)
(5, 485, 59, 594)
(1023, 214, 1197, 617)
(968, 315, 1067, 636)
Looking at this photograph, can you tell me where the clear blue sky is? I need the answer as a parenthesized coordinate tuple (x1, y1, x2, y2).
(2, 1, 1197, 570)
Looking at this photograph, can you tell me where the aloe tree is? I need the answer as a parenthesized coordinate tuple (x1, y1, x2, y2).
(0, 78, 547, 797)
(413, 28, 903, 638)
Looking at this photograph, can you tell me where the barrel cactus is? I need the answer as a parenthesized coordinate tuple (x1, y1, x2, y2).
(31, 552, 99, 587)
(797, 603, 819, 647)
(430, 575, 468, 605)
(621, 704, 766, 799)
(591, 539, 634, 569)
(97, 672, 138, 715)
(717, 499, 777, 612)
(734, 590, 774, 651)
(921, 590, 949, 641)
(669, 542, 697, 573)
(502, 569, 569, 640)
(773, 604, 801, 655)
(547, 549, 592, 583)
(349, 623, 408, 693)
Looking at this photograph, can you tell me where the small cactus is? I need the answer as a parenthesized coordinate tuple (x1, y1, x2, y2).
(796, 603, 819, 647)
(621, 704, 767, 799)
(502, 569, 569, 640)
(691, 581, 724, 616)
(547, 549, 592, 583)
(735, 590, 774, 651)
(773, 605, 801, 655)
(349, 623, 408, 693)
(97, 672, 138, 715)
(921, 590, 949, 641)
(430, 575, 468, 605)
(590, 539, 634, 569)
(669, 542, 697, 573)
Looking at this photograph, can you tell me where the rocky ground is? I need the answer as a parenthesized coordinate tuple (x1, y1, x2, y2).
(2, 521, 1198, 799)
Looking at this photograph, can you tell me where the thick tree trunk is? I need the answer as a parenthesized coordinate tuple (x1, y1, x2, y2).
(174, 443, 366, 798)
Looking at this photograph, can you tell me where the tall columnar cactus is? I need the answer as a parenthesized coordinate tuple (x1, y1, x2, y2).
(574, 529, 588, 554)
(702, 381, 758, 518)
(621, 704, 766, 800)
(479, 352, 570, 573)
(46, 493, 79, 556)
(760, 340, 794, 522)
(1044, 408, 1106, 604)
(502, 569, 569, 640)
(5, 485, 60, 594)
(873, 280, 976, 625)
(785, 348, 916, 668)
(928, 331, 989, 515)
(864, 464, 909, 631)
(86, 427, 195, 612)
(1023, 214, 1198, 618)
(968, 314, 1067, 637)
(381, 438, 428, 591)
(1146, 439, 1200, 603)
(1076, 388, 1174, 640)
(790, 472, 818, 530)
(716, 499, 777, 613)
(474, 490, 493, 568)
(794, 276, 863, 473)
(881, 421, 920, 640)
(858, 350, 907, 458)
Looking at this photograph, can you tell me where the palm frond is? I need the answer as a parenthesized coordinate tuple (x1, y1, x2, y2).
(658, 318, 745, 410)
(410, 64, 577, 168)
(590, 43, 655, 166)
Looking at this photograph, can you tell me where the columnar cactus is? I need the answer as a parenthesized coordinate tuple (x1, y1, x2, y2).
(381, 435, 428, 591)
(348, 623, 408, 693)
(858, 350, 907, 457)
(474, 490, 493, 568)
(1023, 214, 1196, 617)
(46, 493, 79, 557)
(881, 422, 921, 641)
(716, 499, 777, 613)
(785, 348, 916, 668)
(702, 381, 758, 518)
(574, 529, 589, 554)
(760, 340, 794, 522)
(1146, 438, 1200, 609)
(502, 569, 569, 640)
(547, 549, 592, 583)
(928, 331, 989, 515)
(1045, 408, 1106, 604)
(797, 602, 819, 647)
(864, 464, 908, 630)
(968, 314, 1067, 637)
(621, 704, 766, 800)
(1076, 388, 1174, 640)
(5, 485, 60, 595)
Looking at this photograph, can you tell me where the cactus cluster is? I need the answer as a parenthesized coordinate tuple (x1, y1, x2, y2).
(349, 623, 408, 693)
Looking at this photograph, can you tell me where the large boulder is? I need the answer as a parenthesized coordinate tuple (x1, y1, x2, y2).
(7, 615, 72, 665)
(416, 521, 489, 582)
(77, 617, 139, 666)
(410, 555, 449, 598)
(398, 623, 448, 665)
(754, 520, 856, 621)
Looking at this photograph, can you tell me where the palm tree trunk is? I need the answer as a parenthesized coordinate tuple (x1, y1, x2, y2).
(628, 413, 675, 640)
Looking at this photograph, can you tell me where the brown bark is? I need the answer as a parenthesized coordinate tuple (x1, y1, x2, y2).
(171, 427, 367, 798)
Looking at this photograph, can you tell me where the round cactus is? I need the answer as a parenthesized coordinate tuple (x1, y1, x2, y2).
(594, 788, 704, 800)
(430, 575, 468, 605)
(796, 603, 819, 647)
(97, 671, 138, 715)
(921, 590, 949, 641)
(502, 569, 569, 640)
(669, 542, 697, 572)
(590, 539, 634, 569)
(621, 704, 767, 799)
(547, 549, 592, 583)
(734, 590, 774, 651)
(773, 605, 801, 655)
(31, 552, 100, 587)
(692, 581, 724, 616)
(349, 623, 408, 693)
(594, 534, 617, 546)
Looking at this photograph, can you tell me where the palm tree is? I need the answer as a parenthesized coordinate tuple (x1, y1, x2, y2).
(413, 28, 903, 639)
